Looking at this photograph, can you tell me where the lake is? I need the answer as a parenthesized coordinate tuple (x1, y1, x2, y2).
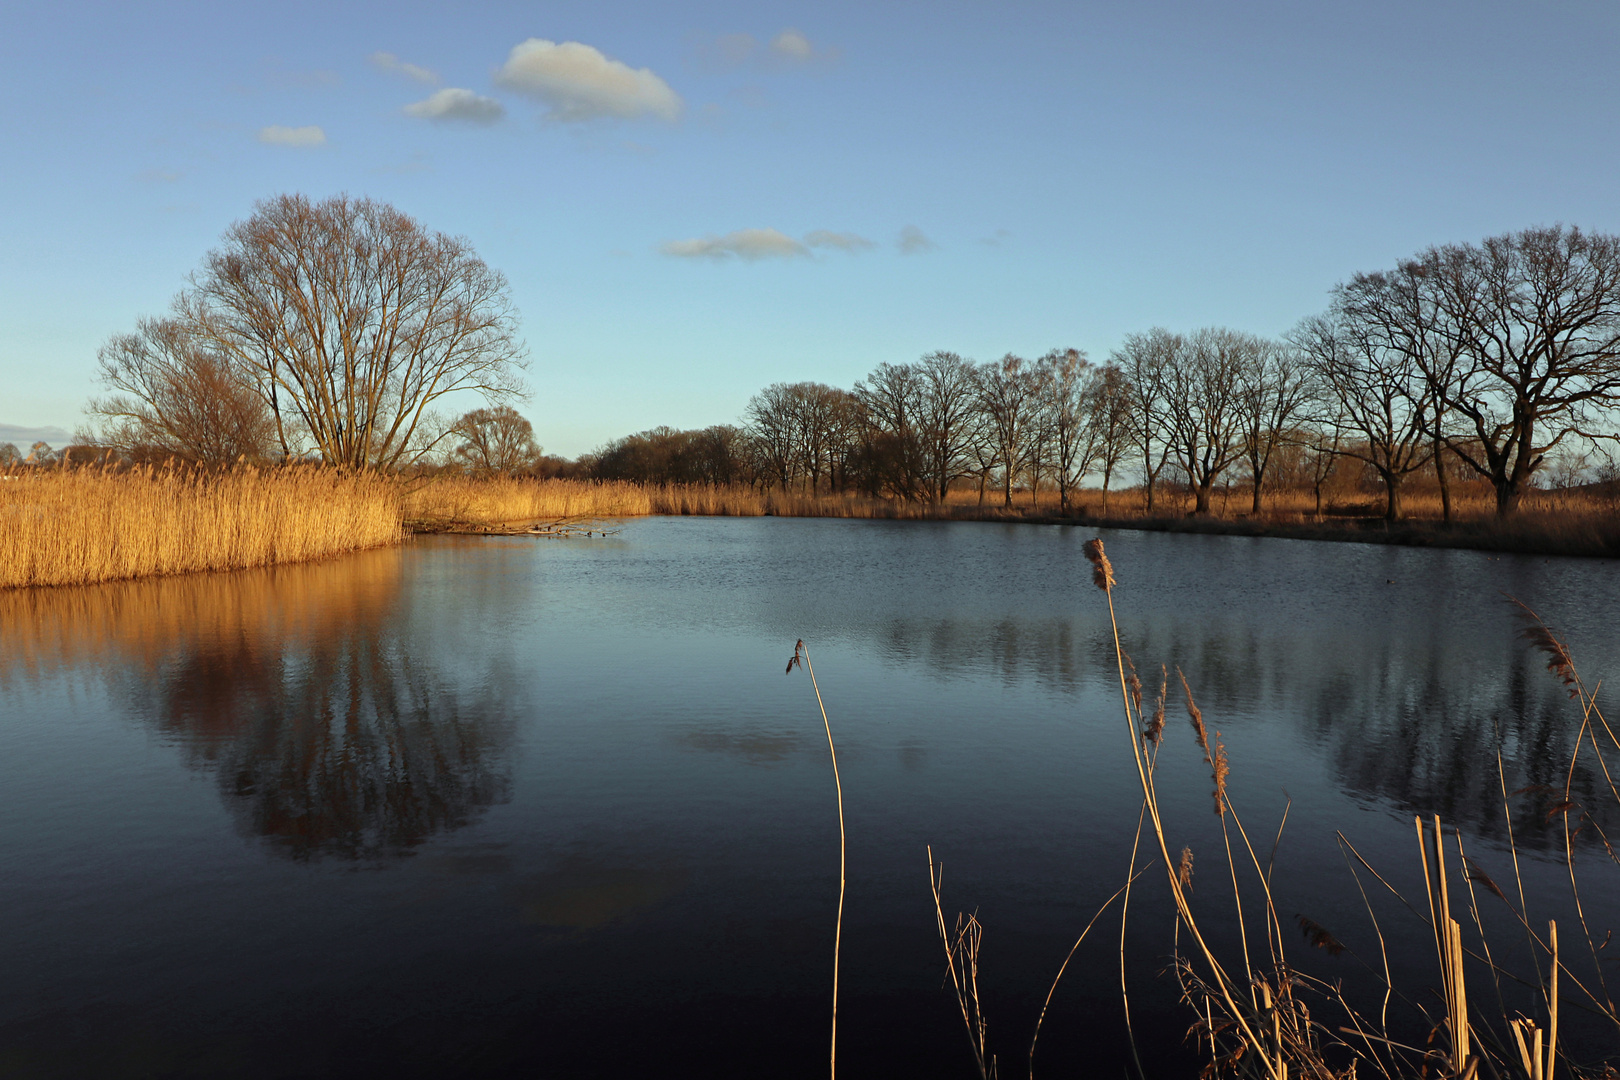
(1, 517, 1617, 1077)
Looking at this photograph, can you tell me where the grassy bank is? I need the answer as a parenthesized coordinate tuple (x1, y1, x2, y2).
(0, 466, 402, 588)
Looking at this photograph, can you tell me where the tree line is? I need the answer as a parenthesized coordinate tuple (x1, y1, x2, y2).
(587, 225, 1620, 520)
(61, 193, 1620, 521)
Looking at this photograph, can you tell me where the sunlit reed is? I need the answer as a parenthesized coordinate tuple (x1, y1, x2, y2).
(0, 464, 401, 589)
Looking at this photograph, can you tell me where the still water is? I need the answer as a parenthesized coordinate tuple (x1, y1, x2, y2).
(1, 518, 1617, 1077)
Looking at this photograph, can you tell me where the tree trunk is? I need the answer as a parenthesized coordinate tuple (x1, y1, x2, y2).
(1434, 437, 1452, 524)
(1192, 480, 1213, 515)
(1250, 473, 1263, 515)
(1384, 474, 1404, 522)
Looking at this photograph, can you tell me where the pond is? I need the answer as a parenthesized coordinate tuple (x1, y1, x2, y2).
(1, 518, 1617, 1077)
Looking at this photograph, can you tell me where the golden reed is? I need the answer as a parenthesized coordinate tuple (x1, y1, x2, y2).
(0, 465, 402, 589)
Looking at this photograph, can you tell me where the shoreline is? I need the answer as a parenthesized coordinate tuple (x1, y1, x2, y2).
(408, 507, 1620, 559)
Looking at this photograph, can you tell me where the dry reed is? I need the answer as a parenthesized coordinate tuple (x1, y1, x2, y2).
(0, 464, 401, 589)
(788, 639, 846, 1080)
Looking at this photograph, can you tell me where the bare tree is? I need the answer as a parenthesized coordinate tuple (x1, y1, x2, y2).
(89, 317, 278, 464)
(1111, 329, 1178, 513)
(976, 354, 1045, 507)
(745, 383, 800, 490)
(1036, 348, 1097, 514)
(1410, 225, 1620, 515)
(1163, 328, 1254, 515)
(448, 406, 541, 476)
(1084, 362, 1133, 515)
(1289, 311, 1436, 521)
(1235, 339, 1314, 514)
(182, 193, 527, 469)
(916, 351, 981, 503)
(0, 444, 19, 467)
(854, 362, 926, 500)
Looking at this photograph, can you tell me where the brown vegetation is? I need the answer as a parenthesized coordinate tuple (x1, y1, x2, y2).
(0, 464, 401, 589)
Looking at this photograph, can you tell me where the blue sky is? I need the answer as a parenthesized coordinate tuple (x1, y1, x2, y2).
(3, 0, 1618, 457)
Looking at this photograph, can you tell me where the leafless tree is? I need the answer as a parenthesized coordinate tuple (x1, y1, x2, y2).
(182, 193, 527, 469)
(1111, 329, 1178, 513)
(916, 351, 982, 502)
(976, 354, 1045, 507)
(88, 316, 278, 464)
(1036, 348, 1097, 513)
(1406, 225, 1620, 515)
(448, 406, 542, 476)
(745, 383, 800, 490)
(0, 444, 19, 467)
(1235, 339, 1314, 514)
(1084, 363, 1133, 515)
(1163, 328, 1255, 515)
(1289, 311, 1436, 520)
(854, 362, 926, 500)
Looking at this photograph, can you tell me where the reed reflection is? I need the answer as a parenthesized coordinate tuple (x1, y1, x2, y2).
(0, 549, 513, 860)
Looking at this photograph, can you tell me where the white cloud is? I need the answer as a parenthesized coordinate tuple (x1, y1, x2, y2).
(369, 51, 440, 85)
(661, 228, 809, 261)
(770, 29, 814, 61)
(805, 230, 875, 253)
(494, 39, 681, 123)
(257, 125, 326, 147)
(898, 225, 937, 254)
(404, 88, 505, 124)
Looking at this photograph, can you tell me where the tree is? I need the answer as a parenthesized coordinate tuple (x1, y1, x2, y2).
(853, 362, 926, 500)
(746, 383, 802, 490)
(1084, 363, 1133, 515)
(1410, 225, 1620, 515)
(0, 444, 20, 467)
(976, 354, 1045, 507)
(448, 406, 541, 476)
(25, 441, 55, 466)
(1235, 339, 1313, 514)
(1163, 328, 1254, 515)
(1289, 311, 1436, 521)
(1036, 348, 1097, 514)
(915, 351, 982, 503)
(136, 193, 526, 469)
(1111, 329, 1178, 513)
(89, 316, 278, 463)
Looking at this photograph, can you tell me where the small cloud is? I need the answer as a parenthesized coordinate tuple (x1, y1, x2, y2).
(494, 38, 681, 123)
(404, 88, 505, 125)
(770, 29, 814, 61)
(805, 230, 875, 253)
(369, 51, 440, 85)
(256, 124, 326, 147)
(897, 225, 937, 255)
(661, 228, 809, 261)
(979, 228, 1012, 248)
(136, 168, 182, 183)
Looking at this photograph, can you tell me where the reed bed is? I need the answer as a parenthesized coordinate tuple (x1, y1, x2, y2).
(0, 465, 402, 589)
(401, 475, 653, 524)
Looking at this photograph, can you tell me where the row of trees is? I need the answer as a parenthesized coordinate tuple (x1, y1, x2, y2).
(590, 226, 1620, 520)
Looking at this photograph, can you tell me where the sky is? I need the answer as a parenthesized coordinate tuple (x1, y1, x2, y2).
(3, 1, 1618, 457)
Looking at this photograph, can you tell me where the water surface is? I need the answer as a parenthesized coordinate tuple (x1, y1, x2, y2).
(1, 518, 1616, 1077)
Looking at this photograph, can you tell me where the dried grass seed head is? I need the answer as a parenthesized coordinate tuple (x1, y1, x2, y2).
(1081, 538, 1115, 591)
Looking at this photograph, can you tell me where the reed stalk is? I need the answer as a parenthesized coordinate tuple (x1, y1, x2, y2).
(788, 639, 845, 1080)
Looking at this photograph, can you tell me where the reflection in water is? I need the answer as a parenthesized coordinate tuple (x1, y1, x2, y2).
(838, 609, 1614, 847)
(0, 549, 513, 860)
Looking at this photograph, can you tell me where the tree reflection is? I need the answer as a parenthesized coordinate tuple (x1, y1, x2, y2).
(831, 608, 1615, 849)
(1, 549, 513, 860)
